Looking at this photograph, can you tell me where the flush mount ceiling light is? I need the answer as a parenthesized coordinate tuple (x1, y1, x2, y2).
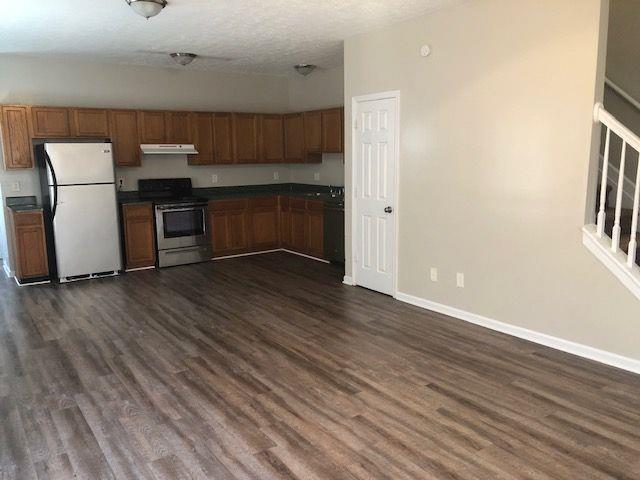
(170, 53, 197, 66)
(127, 0, 167, 19)
(294, 64, 317, 76)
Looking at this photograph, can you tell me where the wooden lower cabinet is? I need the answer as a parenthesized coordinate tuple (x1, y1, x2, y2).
(249, 196, 279, 250)
(8, 209, 49, 282)
(122, 203, 156, 270)
(208, 195, 324, 259)
(209, 199, 250, 257)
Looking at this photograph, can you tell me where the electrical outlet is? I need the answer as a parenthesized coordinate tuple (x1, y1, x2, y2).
(117, 178, 125, 190)
(11, 181, 21, 192)
(430, 267, 438, 282)
(456, 273, 465, 288)
(314, 172, 320, 181)
(212, 174, 218, 184)
(273, 172, 279, 180)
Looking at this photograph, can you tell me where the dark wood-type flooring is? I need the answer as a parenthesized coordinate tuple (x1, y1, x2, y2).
(2, 252, 640, 479)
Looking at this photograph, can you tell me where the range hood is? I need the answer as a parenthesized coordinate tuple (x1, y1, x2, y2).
(140, 144, 199, 155)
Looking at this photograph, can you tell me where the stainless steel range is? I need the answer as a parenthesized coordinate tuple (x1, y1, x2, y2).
(139, 178, 212, 268)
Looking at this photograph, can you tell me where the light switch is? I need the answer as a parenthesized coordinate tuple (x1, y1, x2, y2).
(456, 273, 465, 288)
(430, 267, 438, 282)
(273, 172, 279, 180)
(212, 174, 218, 184)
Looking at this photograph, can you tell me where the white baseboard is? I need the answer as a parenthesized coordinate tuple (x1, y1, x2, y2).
(281, 249, 330, 264)
(343, 275, 354, 285)
(212, 249, 282, 261)
(395, 291, 640, 375)
(2, 260, 13, 278)
(125, 266, 156, 272)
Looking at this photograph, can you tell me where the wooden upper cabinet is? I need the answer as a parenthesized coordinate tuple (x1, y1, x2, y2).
(122, 203, 156, 269)
(109, 110, 140, 167)
(138, 110, 166, 143)
(322, 108, 343, 153)
(259, 114, 284, 163)
(283, 114, 304, 164)
(30, 107, 70, 137)
(232, 113, 259, 163)
(71, 108, 110, 137)
(1, 106, 33, 170)
(303, 110, 322, 153)
(213, 113, 233, 164)
(166, 111, 192, 144)
(189, 113, 214, 165)
(10, 210, 49, 281)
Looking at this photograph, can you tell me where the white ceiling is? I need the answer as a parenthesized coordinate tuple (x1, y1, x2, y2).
(0, 0, 463, 75)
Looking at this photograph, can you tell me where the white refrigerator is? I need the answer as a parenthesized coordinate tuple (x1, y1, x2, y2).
(43, 142, 122, 281)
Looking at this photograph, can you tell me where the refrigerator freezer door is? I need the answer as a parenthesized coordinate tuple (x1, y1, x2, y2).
(53, 184, 122, 279)
(45, 143, 115, 185)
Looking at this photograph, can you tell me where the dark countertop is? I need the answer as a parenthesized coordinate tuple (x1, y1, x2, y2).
(118, 183, 345, 206)
(5, 196, 43, 212)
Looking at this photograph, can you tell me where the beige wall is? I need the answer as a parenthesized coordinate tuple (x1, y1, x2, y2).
(345, 0, 640, 360)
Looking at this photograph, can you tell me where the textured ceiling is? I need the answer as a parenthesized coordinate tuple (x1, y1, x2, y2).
(0, 0, 464, 75)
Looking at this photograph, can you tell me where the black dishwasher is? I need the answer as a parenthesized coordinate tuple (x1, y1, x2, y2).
(323, 201, 345, 263)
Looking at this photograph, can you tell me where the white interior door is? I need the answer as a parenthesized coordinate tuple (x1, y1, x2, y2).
(354, 95, 398, 295)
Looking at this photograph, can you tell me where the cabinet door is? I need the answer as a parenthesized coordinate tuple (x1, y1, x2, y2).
(31, 107, 70, 137)
(210, 211, 230, 252)
(303, 110, 322, 153)
(250, 196, 279, 250)
(290, 208, 309, 253)
(213, 113, 234, 164)
(279, 196, 291, 247)
(71, 108, 110, 137)
(283, 113, 304, 163)
(166, 111, 193, 144)
(259, 114, 284, 163)
(232, 113, 259, 163)
(1, 106, 33, 169)
(322, 107, 343, 153)
(13, 211, 49, 280)
(228, 211, 249, 251)
(138, 110, 166, 143)
(189, 113, 214, 165)
(123, 203, 156, 269)
(109, 110, 141, 167)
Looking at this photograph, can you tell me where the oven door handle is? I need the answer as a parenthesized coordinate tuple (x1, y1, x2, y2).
(157, 206, 207, 213)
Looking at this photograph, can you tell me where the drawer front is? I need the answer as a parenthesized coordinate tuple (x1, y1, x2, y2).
(123, 203, 153, 219)
(289, 197, 306, 210)
(208, 198, 248, 212)
(13, 211, 44, 226)
(249, 196, 278, 209)
(307, 200, 324, 212)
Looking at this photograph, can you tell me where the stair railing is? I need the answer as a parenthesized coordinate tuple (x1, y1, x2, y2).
(594, 103, 640, 266)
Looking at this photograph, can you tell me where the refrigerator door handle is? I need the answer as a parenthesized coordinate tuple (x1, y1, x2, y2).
(44, 151, 59, 218)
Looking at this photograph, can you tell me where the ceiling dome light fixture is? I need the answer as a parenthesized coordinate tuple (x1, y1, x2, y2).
(170, 53, 197, 66)
(294, 64, 317, 76)
(127, 0, 167, 19)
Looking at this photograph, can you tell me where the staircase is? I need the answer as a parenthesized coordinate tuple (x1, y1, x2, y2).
(583, 104, 640, 299)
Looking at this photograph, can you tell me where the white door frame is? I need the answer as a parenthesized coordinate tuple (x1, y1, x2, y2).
(350, 90, 401, 297)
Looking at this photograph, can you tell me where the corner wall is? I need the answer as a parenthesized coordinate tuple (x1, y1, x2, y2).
(344, 0, 640, 361)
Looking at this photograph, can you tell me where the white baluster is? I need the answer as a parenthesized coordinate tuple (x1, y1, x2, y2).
(627, 161, 640, 267)
(612, 141, 627, 253)
(597, 127, 611, 237)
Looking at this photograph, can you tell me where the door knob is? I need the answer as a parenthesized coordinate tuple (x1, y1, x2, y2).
(384, 206, 393, 213)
